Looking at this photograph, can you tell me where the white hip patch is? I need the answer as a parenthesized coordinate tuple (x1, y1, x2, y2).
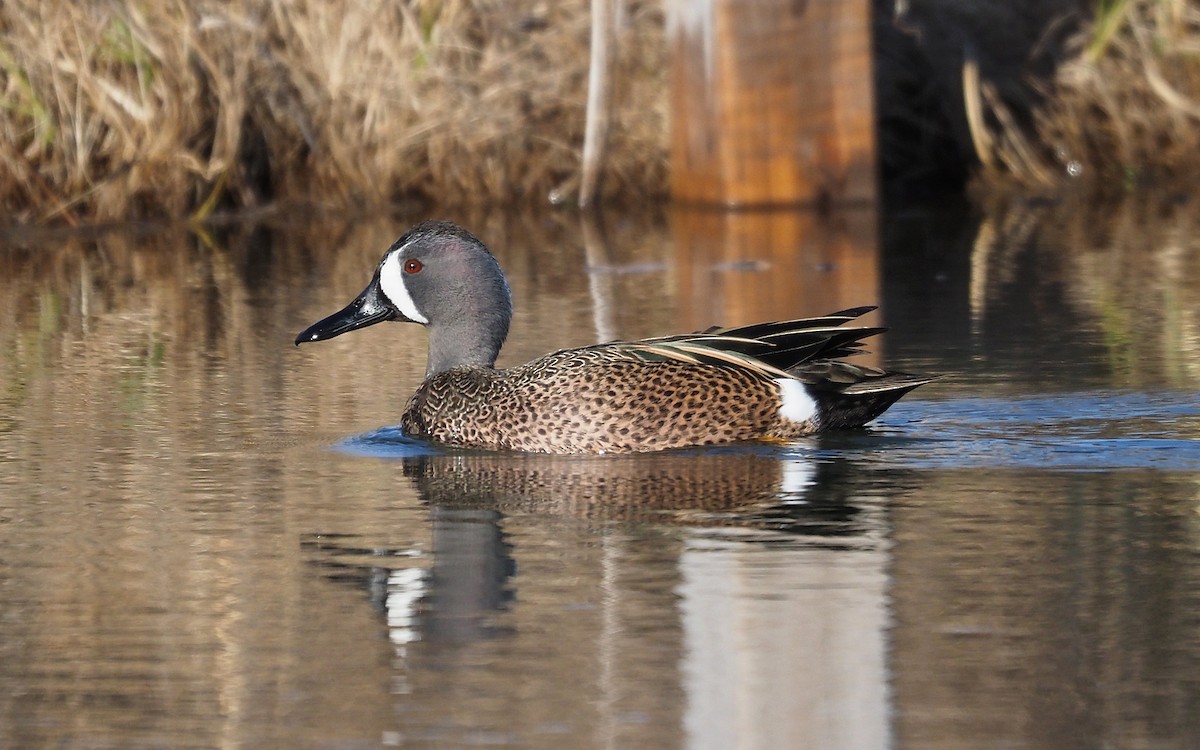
(379, 251, 429, 324)
(775, 378, 817, 425)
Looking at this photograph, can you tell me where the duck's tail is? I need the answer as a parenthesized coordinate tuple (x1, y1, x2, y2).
(791, 361, 938, 430)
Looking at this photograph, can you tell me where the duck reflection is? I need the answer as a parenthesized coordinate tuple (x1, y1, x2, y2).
(308, 448, 882, 637)
(411, 506, 514, 644)
(401, 450, 834, 521)
(305, 448, 900, 747)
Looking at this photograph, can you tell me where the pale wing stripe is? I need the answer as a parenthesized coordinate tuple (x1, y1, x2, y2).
(665, 343, 794, 379)
(629, 344, 704, 364)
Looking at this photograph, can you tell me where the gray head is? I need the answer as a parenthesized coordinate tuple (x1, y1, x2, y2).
(295, 221, 513, 376)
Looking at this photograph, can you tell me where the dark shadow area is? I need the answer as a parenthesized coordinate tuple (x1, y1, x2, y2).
(874, 0, 1089, 198)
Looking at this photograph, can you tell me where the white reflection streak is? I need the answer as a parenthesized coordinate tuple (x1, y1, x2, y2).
(387, 565, 426, 699)
(386, 567, 428, 649)
(677, 486, 891, 748)
(780, 458, 816, 501)
(597, 532, 620, 750)
(582, 216, 618, 344)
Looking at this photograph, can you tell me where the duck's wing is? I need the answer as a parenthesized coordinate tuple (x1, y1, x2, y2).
(521, 307, 937, 431)
(520, 308, 937, 431)
(626, 307, 886, 373)
(616, 339, 796, 379)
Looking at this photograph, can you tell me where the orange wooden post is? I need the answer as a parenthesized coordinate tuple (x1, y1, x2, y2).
(668, 0, 877, 208)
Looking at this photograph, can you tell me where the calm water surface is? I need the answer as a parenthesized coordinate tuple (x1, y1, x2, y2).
(1, 201, 1199, 748)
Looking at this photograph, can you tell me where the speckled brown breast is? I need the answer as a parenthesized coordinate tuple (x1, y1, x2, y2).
(399, 350, 814, 454)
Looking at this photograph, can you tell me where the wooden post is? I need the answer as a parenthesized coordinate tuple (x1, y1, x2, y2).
(668, 0, 877, 208)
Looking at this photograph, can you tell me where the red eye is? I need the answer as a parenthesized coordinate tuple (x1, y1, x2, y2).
(404, 259, 423, 274)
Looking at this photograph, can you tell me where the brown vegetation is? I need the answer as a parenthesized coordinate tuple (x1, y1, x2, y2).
(0, 1, 666, 225)
(1, 1, 1198, 225)
(968, 0, 1200, 189)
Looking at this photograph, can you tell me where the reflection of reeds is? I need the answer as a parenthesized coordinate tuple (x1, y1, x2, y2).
(0, 1, 666, 223)
(1061, 199, 1200, 386)
(973, 195, 1200, 387)
(0, 210, 677, 441)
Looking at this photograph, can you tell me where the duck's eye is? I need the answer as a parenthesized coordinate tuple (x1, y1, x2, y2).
(404, 259, 423, 274)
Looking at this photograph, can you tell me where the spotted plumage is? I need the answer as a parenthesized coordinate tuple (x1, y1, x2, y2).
(296, 220, 934, 454)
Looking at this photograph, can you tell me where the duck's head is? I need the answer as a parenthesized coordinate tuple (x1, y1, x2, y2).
(295, 221, 513, 376)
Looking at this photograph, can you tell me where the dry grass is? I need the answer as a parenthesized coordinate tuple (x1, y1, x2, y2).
(975, 0, 1200, 189)
(4, 2, 1197, 225)
(0, 0, 667, 225)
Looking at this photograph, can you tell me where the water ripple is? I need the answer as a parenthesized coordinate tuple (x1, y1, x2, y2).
(837, 390, 1200, 471)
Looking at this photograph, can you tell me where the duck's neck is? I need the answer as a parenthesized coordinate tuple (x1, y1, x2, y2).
(424, 309, 509, 377)
(421, 245, 513, 378)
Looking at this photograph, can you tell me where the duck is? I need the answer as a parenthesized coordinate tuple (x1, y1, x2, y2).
(295, 220, 934, 454)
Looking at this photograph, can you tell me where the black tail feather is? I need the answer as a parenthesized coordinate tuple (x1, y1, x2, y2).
(794, 367, 938, 429)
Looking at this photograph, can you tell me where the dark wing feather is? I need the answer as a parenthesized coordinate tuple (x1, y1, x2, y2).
(703, 306, 877, 338)
(639, 325, 887, 371)
(575, 307, 920, 386)
(756, 326, 887, 368)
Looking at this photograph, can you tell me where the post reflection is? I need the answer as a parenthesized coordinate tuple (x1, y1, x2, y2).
(678, 536, 889, 750)
(670, 207, 880, 329)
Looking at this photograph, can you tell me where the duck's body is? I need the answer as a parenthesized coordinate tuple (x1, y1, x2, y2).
(296, 221, 933, 454)
(400, 320, 929, 453)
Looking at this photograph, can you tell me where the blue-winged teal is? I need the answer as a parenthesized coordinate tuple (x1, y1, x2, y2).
(296, 221, 933, 454)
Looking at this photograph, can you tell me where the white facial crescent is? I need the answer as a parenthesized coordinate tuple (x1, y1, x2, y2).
(378, 249, 429, 324)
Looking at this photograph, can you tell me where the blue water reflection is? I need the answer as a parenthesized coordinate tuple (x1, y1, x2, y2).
(869, 391, 1200, 471)
(336, 425, 445, 458)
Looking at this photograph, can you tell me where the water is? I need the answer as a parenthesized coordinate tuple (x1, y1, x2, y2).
(1, 199, 1199, 748)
